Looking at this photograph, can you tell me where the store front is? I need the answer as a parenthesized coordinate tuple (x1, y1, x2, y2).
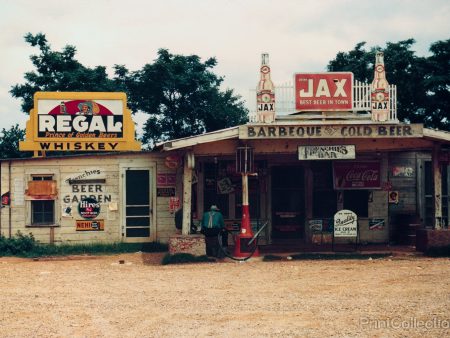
(159, 120, 450, 250)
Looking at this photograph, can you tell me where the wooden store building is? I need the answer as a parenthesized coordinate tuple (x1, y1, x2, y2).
(1, 54, 450, 251)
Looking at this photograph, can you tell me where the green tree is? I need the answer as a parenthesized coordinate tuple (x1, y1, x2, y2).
(422, 39, 450, 130)
(327, 39, 450, 130)
(118, 49, 248, 145)
(11, 34, 249, 148)
(0, 124, 30, 159)
(10, 33, 123, 115)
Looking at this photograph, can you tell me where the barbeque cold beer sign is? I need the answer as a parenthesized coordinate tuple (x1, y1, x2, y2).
(20, 92, 141, 152)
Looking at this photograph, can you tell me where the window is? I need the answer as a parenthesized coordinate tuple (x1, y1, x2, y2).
(203, 162, 230, 218)
(32, 175, 53, 181)
(343, 190, 368, 217)
(424, 162, 448, 228)
(32, 200, 55, 225)
(312, 162, 337, 218)
(28, 175, 56, 226)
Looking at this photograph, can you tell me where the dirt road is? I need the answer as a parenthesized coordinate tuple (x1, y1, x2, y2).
(0, 253, 449, 337)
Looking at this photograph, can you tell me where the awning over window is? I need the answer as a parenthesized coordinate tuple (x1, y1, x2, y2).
(25, 181, 57, 200)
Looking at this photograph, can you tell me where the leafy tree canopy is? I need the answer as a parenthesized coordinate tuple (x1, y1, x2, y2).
(10, 33, 121, 115)
(0, 124, 30, 159)
(11, 33, 248, 148)
(327, 38, 450, 130)
(116, 49, 248, 145)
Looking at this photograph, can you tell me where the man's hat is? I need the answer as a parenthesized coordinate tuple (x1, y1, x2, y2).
(210, 205, 220, 211)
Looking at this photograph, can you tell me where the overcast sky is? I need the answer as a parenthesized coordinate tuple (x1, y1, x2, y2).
(1, 0, 449, 131)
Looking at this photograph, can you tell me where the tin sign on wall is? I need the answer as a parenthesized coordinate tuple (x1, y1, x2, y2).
(295, 72, 353, 111)
(334, 209, 357, 237)
(19, 92, 141, 152)
(76, 220, 105, 231)
(298, 145, 355, 160)
(333, 161, 381, 189)
(78, 197, 101, 219)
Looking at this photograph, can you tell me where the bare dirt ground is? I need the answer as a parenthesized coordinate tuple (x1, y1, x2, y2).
(0, 252, 449, 338)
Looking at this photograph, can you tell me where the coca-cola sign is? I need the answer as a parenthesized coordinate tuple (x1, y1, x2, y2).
(333, 161, 381, 189)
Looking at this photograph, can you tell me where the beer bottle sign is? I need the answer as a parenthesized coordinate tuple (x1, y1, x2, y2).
(256, 53, 276, 123)
(371, 51, 390, 122)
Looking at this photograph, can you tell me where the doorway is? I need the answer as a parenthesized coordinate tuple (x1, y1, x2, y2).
(123, 168, 151, 240)
(271, 166, 305, 239)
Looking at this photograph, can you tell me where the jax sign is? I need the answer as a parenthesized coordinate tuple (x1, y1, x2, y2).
(19, 92, 141, 152)
(295, 72, 353, 111)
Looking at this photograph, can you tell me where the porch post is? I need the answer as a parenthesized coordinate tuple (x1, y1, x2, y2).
(182, 152, 194, 235)
(432, 144, 443, 229)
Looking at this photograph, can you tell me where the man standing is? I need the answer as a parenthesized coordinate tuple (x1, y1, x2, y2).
(201, 205, 225, 257)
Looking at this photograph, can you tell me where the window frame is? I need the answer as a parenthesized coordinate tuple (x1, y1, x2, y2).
(25, 171, 59, 228)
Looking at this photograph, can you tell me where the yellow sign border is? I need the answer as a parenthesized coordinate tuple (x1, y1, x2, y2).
(19, 92, 141, 152)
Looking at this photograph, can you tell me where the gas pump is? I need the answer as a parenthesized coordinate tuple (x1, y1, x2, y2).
(233, 146, 260, 258)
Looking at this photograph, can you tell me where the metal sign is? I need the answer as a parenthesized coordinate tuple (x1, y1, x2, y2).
(239, 124, 423, 139)
(1, 191, 10, 206)
(78, 197, 101, 219)
(298, 145, 355, 160)
(295, 72, 353, 111)
(333, 161, 381, 189)
(334, 210, 357, 237)
(76, 219, 105, 231)
(19, 92, 141, 152)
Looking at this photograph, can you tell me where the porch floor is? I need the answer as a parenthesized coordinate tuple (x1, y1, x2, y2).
(258, 240, 417, 256)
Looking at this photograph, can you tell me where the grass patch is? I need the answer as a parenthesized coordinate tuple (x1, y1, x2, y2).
(263, 252, 392, 261)
(161, 253, 215, 265)
(0, 232, 167, 258)
(424, 245, 450, 257)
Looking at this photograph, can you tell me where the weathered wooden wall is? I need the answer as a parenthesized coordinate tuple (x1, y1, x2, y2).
(0, 153, 180, 244)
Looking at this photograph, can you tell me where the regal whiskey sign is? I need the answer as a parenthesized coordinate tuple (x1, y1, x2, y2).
(20, 92, 141, 152)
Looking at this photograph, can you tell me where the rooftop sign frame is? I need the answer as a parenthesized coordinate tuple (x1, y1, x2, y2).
(19, 92, 141, 152)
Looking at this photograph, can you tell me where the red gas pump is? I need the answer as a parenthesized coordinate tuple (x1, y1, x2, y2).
(233, 146, 260, 258)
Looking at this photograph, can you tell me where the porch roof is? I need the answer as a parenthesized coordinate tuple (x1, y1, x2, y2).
(156, 122, 450, 152)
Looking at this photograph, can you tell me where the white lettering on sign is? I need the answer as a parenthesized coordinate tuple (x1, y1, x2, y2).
(295, 73, 353, 111)
(39, 115, 123, 134)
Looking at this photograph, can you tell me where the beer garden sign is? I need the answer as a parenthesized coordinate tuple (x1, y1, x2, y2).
(20, 92, 141, 153)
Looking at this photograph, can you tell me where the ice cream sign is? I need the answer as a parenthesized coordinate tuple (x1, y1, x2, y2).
(20, 92, 141, 152)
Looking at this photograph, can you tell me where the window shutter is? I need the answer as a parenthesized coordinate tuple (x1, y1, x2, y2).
(25, 180, 57, 200)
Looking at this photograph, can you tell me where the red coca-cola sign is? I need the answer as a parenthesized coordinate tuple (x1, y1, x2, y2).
(333, 162, 381, 189)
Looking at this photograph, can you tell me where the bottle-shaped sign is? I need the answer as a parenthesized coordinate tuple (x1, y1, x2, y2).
(59, 101, 67, 114)
(371, 51, 390, 122)
(256, 53, 276, 123)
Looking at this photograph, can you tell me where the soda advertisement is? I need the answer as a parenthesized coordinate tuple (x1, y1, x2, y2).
(295, 73, 353, 111)
(333, 161, 381, 189)
(76, 220, 105, 231)
(78, 197, 101, 219)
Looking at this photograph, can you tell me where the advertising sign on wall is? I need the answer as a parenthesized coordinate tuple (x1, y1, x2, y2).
(333, 161, 381, 189)
(1, 191, 10, 206)
(78, 197, 101, 219)
(295, 73, 353, 111)
(20, 92, 141, 152)
(76, 220, 105, 231)
(334, 210, 357, 237)
(298, 145, 355, 160)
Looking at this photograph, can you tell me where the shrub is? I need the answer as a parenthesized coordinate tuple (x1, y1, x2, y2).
(161, 253, 215, 265)
(424, 245, 450, 257)
(0, 231, 36, 255)
(0, 236, 168, 257)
